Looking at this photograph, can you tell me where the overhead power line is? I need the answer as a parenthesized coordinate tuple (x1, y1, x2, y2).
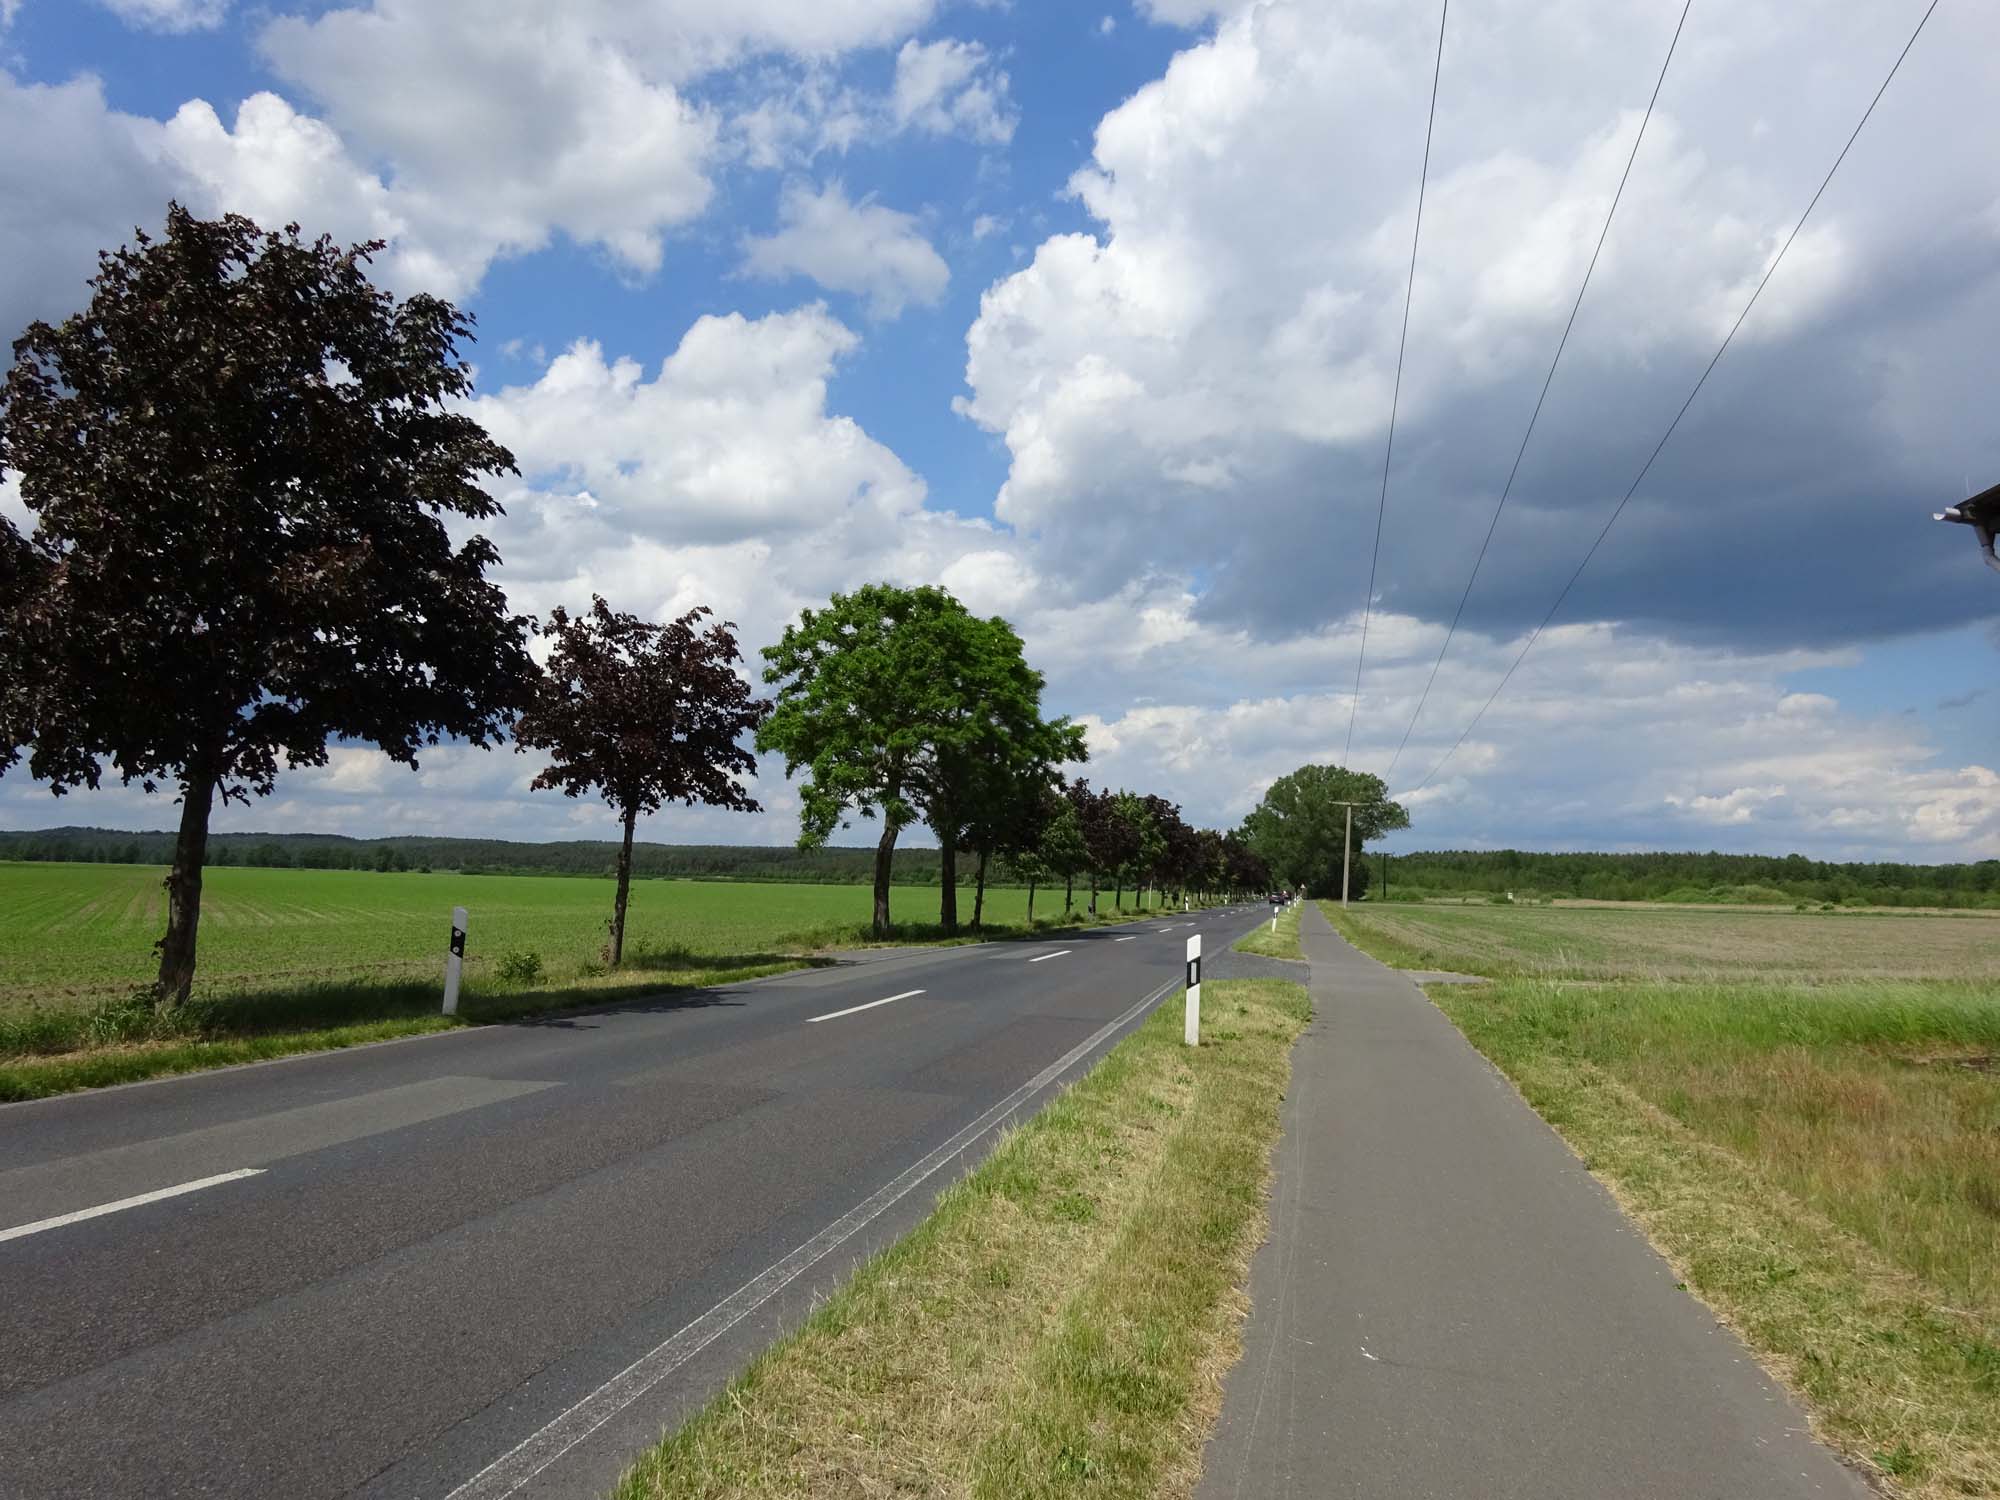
(1381, 0, 1694, 781)
(1343, 0, 1448, 766)
(1410, 0, 1943, 796)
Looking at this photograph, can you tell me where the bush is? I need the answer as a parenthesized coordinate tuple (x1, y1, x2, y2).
(495, 949, 544, 985)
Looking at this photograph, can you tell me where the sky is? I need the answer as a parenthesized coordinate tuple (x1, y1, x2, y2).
(1, 0, 1997, 862)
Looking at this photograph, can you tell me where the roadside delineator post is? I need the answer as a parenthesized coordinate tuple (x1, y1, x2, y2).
(443, 905, 468, 1015)
(1184, 933, 1202, 1047)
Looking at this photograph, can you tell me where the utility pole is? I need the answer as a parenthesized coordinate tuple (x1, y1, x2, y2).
(1343, 803, 1353, 906)
(1329, 799, 1371, 908)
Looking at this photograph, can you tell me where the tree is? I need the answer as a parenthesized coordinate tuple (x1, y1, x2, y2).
(759, 584, 1081, 937)
(1138, 793, 1191, 907)
(0, 206, 532, 1008)
(1222, 831, 1270, 897)
(1242, 764, 1409, 896)
(1040, 788, 1093, 918)
(964, 769, 1050, 930)
(1107, 791, 1162, 910)
(1067, 781, 1136, 915)
(927, 696, 1084, 935)
(516, 597, 768, 966)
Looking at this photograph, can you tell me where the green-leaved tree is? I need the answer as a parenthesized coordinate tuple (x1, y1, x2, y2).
(1242, 764, 1409, 899)
(758, 583, 1083, 936)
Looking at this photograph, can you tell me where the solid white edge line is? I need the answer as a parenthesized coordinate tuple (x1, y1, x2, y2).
(1027, 950, 1071, 963)
(445, 974, 1179, 1500)
(0, 1167, 265, 1244)
(805, 990, 925, 1024)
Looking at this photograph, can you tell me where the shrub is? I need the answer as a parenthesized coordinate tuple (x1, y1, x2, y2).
(495, 949, 544, 985)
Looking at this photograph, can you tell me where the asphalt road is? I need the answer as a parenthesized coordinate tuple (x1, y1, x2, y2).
(0, 902, 1269, 1499)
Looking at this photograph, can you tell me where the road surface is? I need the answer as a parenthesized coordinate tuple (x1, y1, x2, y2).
(0, 903, 1267, 1499)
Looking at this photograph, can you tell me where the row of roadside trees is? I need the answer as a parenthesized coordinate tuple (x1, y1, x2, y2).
(0, 206, 1272, 1007)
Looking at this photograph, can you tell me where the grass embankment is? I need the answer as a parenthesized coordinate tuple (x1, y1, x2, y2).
(0, 863, 1202, 1101)
(1231, 902, 1300, 961)
(612, 978, 1311, 1500)
(1330, 902, 2000, 1497)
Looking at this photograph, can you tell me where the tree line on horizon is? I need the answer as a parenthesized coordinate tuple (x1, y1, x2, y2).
(0, 207, 1277, 1006)
(6, 829, 1989, 909)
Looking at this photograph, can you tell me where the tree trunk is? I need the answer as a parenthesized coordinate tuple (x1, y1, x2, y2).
(1114, 880, 1123, 910)
(155, 762, 218, 1011)
(1028, 880, 1037, 926)
(973, 849, 988, 930)
(939, 830, 959, 933)
(609, 806, 637, 966)
(1089, 874, 1097, 915)
(872, 820, 898, 936)
(1064, 875, 1073, 914)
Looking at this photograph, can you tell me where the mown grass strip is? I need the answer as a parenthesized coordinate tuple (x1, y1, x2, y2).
(1, 898, 1220, 1102)
(1231, 903, 1301, 961)
(0, 958, 808, 1102)
(611, 977, 1311, 1500)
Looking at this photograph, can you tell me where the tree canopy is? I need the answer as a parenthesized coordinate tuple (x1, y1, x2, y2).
(758, 583, 1083, 934)
(0, 205, 532, 1004)
(1242, 764, 1410, 896)
(515, 596, 767, 964)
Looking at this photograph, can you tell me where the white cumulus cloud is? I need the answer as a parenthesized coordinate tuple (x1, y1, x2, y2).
(892, 37, 1016, 144)
(741, 180, 949, 318)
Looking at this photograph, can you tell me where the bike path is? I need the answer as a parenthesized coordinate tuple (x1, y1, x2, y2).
(1196, 901, 1870, 1499)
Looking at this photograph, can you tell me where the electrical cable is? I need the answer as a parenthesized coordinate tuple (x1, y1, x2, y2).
(1343, 0, 1449, 766)
(1382, 0, 1694, 781)
(1410, 0, 1943, 795)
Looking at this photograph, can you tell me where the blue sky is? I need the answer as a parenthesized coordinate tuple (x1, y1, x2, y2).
(2, 0, 1997, 861)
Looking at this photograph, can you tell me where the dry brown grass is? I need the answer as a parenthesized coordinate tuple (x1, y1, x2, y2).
(612, 979, 1311, 1500)
(1341, 901, 2000, 983)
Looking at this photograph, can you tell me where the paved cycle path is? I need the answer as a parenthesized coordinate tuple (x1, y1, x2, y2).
(1196, 901, 1870, 1500)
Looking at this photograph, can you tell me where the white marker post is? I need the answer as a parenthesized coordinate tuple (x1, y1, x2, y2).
(1184, 933, 1202, 1047)
(443, 905, 468, 1015)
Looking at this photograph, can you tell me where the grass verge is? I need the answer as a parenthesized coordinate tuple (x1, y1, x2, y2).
(0, 956, 812, 1102)
(1231, 903, 1301, 961)
(1331, 905, 1999, 1497)
(0, 902, 1213, 1103)
(611, 977, 1311, 1500)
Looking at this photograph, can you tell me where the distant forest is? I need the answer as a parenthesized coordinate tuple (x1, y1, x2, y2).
(1377, 848, 2000, 909)
(4, 828, 1997, 907)
(0, 827, 979, 886)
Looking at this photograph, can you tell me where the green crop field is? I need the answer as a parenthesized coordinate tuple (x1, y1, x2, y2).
(1332, 900, 2000, 1497)
(0, 860, 1179, 1099)
(0, 861, 1159, 1012)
